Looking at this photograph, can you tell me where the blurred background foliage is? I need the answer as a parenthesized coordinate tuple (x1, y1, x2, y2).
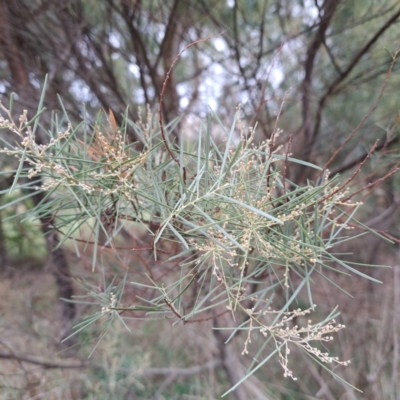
(0, 0, 400, 399)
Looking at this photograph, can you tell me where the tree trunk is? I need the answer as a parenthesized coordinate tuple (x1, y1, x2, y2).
(30, 186, 77, 348)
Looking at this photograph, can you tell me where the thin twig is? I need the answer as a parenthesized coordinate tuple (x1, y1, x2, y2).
(250, 41, 286, 128)
(270, 88, 292, 151)
(164, 298, 183, 320)
(318, 140, 379, 204)
(311, 13, 400, 150)
(348, 223, 400, 244)
(266, 88, 292, 200)
(341, 161, 400, 203)
(158, 32, 225, 181)
(48, 223, 169, 254)
(282, 134, 292, 200)
(185, 309, 230, 324)
(320, 50, 399, 174)
(0, 350, 221, 376)
(0, 351, 88, 369)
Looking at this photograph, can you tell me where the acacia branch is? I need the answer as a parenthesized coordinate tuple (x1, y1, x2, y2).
(48, 222, 169, 254)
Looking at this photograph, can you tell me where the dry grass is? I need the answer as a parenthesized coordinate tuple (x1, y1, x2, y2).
(0, 260, 228, 399)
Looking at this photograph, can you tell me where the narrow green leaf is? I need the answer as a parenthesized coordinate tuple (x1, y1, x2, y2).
(210, 193, 284, 225)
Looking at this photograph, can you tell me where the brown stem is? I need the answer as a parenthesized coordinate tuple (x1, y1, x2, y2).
(301, 0, 338, 150)
(158, 33, 224, 180)
(321, 50, 399, 174)
(342, 161, 400, 203)
(310, 8, 400, 156)
(318, 140, 379, 204)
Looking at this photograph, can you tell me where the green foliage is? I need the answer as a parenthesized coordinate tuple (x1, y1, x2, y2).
(0, 192, 47, 263)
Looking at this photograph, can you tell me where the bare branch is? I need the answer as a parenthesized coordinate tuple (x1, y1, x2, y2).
(301, 0, 338, 148)
(318, 140, 379, 204)
(158, 33, 224, 175)
(0, 350, 221, 376)
(311, 7, 400, 146)
(331, 135, 398, 176)
(341, 161, 400, 204)
(0, 351, 87, 369)
(0, 2, 29, 87)
(322, 50, 399, 173)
